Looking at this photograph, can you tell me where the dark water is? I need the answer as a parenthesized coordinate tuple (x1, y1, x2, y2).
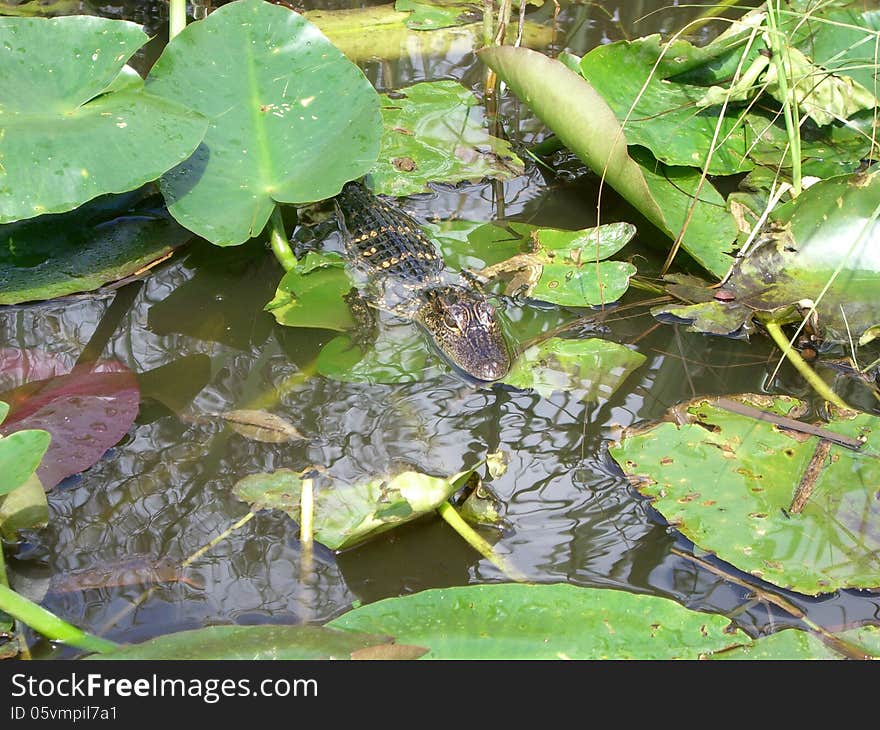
(4, 0, 880, 658)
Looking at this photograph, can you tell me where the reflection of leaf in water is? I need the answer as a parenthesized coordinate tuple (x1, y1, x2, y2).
(609, 393, 880, 595)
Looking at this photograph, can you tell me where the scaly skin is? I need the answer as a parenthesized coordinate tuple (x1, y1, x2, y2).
(335, 181, 510, 381)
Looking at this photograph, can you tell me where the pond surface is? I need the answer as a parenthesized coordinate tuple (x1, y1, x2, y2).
(4, 0, 880, 657)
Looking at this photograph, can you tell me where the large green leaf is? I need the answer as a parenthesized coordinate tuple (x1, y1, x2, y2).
(609, 394, 880, 595)
(328, 583, 749, 659)
(0, 191, 193, 304)
(370, 80, 524, 197)
(87, 624, 425, 660)
(478, 46, 737, 279)
(146, 0, 383, 246)
(0, 15, 208, 224)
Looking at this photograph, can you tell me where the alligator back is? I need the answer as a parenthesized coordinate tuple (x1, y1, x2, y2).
(335, 181, 444, 286)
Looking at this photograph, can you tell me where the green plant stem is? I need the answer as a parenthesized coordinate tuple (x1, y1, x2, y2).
(0, 544, 8, 588)
(763, 320, 850, 409)
(168, 0, 187, 40)
(765, 2, 802, 196)
(437, 501, 528, 582)
(268, 206, 297, 272)
(0, 584, 118, 654)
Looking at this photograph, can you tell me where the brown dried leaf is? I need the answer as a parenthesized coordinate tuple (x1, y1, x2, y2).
(221, 409, 304, 443)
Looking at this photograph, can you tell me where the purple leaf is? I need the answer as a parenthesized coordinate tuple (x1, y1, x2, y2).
(0, 350, 139, 490)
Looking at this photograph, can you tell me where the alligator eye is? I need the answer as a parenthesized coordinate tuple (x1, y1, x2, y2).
(443, 304, 468, 331)
(474, 300, 495, 327)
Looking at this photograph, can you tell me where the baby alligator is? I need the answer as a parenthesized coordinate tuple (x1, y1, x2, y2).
(334, 181, 511, 382)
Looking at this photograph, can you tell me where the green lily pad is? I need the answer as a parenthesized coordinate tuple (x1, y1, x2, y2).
(86, 624, 425, 660)
(502, 337, 646, 401)
(710, 625, 880, 660)
(264, 252, 355, 332)
(146, 0, 383, 246)
(233, 467, 469, 550)
(0, 430, 50, 496)
(0, 15, 208, 224)
(0, 191, 193, 305)
(609, 394, 880, 595)
(369, 80, 524, 197)
(328, 583, 750, 659)
(480, 221, 637, 306)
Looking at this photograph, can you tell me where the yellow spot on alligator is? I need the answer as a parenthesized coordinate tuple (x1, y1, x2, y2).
(382, 260, 391, 268)
(370, 230, 378, 238)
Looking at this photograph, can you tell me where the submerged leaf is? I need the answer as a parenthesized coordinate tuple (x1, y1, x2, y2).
(609, 394, 880, 595)
(220, 410, 304, 443)
(370, 80, 524, 196)
(233, 467, 468, 550)
(502, 337, 646, 402)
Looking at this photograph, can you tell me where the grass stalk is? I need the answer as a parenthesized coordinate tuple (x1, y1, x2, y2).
(168, 0, 187, 40)
(268, 206, 297, 272)
(0, 584, 118, 654)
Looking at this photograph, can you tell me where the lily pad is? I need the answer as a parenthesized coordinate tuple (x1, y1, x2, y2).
(370, 80, 524, 197)
(480, 221, 637, 306)
(609, 394, 880, 595)
(146, 0, 383, 246)
(0, 351, 140, 490)
(328, 583, 749, 659)
(265, 252, 355, 332)
(0, 190, 193, 305)
(233, 467, 469, 550)
(0, 15, 208, 223)
(87, 624, 425, 660)
(710, 625, 880, 660)
(502, 337, 646, 402)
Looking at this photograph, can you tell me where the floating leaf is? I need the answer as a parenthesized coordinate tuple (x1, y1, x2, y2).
(0, 420, 50, 495)
(609, 394, 880, 595)
(328, 583, 749, 658)
(0, 16, 207, 223)
(146, 0, 383, 246)
(0, 351, 140, 490)
(87, 624, 412, 660)
(480, 222, 637, 306)
(502, 337, 646, 402)
(264, 252, 355, 332)
(710, 625, 880, 660)
(220, 409, 304, 443)
(370, 80, 524, 196)
(233, 467, 468, 550)
(0, 191, 193, 305)
(0, 473, 48, 538)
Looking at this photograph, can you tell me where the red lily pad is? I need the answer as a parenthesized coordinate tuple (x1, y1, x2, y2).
(0, 349, 139, 490)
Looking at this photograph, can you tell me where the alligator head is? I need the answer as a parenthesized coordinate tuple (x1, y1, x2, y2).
(415, 285, 511, 382)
